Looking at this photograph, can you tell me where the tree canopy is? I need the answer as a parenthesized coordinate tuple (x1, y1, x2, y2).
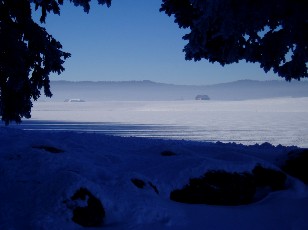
(0, 0, 307, 124)
(160, 0, 307, 81)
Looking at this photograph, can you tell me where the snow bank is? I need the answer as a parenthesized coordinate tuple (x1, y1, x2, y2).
(0, 127, 307, 229)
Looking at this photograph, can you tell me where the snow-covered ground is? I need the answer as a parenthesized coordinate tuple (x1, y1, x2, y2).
(1, 98, 308, 229)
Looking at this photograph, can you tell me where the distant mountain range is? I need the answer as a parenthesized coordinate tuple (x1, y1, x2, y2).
(44, 79, 308, 101)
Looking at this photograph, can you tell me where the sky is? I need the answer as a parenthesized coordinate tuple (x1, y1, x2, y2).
(33, 0, 279, 85)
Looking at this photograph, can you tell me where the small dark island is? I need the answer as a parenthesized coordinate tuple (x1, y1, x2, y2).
(195, 95, 210, 100)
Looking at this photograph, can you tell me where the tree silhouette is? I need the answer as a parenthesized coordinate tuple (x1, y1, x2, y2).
(0, 0, 111, 124)
(160, 0, 307, 81)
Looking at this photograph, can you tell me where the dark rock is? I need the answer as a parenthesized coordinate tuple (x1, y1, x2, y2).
(170, 170, 256, 206)
(131, 178, 146, 189)
(282, 149, 308, 184)
(32, 145, 64, 153)
(70, 188, 105, 227)
(252, 164, 286, 190)
(160, 150, 177, 156)
(170, 165, 287, 206)
(148, 182, 159, 194)
(131, 178, 159, 194)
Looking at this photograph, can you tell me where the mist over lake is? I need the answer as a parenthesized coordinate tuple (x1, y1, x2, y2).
(41, 80, 308, 102)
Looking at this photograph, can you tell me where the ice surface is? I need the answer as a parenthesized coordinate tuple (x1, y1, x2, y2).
(20, 97, 308, 147)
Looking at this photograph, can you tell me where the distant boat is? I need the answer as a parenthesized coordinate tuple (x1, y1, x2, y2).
(195, 95, 210, 100)
(64, 99, 85, 102)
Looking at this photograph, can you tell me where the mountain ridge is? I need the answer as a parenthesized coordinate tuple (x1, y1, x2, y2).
(46, 79, 308, 101)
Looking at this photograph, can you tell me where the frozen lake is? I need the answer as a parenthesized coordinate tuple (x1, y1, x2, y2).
(13, 97, 308, 147)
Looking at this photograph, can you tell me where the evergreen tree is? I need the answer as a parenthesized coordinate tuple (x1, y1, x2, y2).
(0, 0, 111, 124)
(160, 0, 307, 81)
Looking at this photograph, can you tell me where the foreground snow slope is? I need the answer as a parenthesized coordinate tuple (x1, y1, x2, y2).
(0, 127, 307, 230)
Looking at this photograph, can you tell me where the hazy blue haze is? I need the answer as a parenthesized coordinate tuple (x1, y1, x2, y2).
(46, 80, 308, 101)
(33, 0, 279, 85)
